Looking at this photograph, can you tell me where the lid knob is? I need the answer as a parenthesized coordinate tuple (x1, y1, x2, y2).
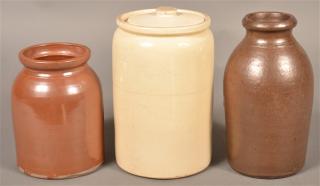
(156, 6, 178, 16)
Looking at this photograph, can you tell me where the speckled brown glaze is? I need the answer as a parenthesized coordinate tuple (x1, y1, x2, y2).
(224, 12, 314, 178)
(12, 42, 104, 179)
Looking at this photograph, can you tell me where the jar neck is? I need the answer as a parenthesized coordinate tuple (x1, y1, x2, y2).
(244, 30, 296, 47)
(19, 42, 90, 70)
(23, 64, 88, 78)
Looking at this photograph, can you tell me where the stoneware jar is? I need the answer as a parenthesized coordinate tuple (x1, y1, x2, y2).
(224, 12, 314, 178)
(113, 7, 214, 179)
(12, 42, 104, 179)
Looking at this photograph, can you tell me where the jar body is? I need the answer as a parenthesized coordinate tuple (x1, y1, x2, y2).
(12, 64, 104, 179)
(113, 28, 214, 179)
(224, 31, 314, 178)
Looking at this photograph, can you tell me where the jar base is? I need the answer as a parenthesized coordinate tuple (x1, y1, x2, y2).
(18, 162, 103, 179)
(229, 164, 302, 179)
(116, 160, 210, 179)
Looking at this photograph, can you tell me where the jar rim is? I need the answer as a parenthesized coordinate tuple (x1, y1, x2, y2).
(19, 42, 90, 70)
(242, 11, 297, 31)
(116, 8, 211, 35)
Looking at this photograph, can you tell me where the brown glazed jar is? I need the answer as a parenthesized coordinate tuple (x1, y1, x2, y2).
(224, 12, 314, 178)
(12, 42, 104, 179)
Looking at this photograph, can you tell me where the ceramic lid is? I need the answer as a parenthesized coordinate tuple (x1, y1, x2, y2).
(117, 7, 211, 35)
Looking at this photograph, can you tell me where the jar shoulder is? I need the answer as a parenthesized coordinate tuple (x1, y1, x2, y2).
(12, 65, 101, 99)
(225, 41, 313, 82)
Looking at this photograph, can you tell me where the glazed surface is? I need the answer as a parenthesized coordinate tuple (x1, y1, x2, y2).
(12, 43, 104, 179)
(224, 12, 314, 178)
(113, 28, 214, 179)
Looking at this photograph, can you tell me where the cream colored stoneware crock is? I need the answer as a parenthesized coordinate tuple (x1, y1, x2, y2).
(113, 7, 214, 179)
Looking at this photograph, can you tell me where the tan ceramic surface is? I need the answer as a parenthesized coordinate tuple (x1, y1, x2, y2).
(113, 7, 214, 179)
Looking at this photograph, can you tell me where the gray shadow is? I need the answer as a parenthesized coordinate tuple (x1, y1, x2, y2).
(104, 118, 115, 164)
(211, 122, 227, 166)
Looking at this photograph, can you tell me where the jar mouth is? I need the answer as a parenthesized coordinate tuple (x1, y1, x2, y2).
(19, 42, 90, 70)
(242, 12, 297, 31)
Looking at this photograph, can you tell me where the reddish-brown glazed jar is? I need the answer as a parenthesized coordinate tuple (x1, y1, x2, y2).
(224, 12, 314, 178)
(12, 42, 104, 179)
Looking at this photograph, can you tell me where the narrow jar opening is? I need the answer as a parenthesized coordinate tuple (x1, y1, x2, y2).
(242, 12, 297, 31)
(19, 42, 90, 70)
